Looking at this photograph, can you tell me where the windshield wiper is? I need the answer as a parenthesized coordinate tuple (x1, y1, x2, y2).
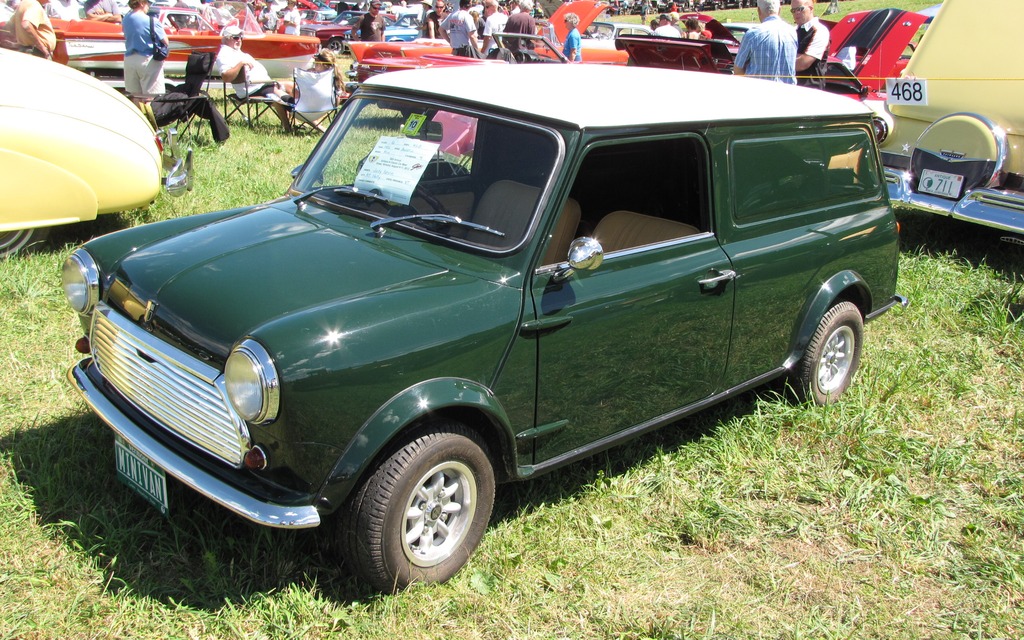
(294, 185, 392, 212)
(370, 214, 506, 239)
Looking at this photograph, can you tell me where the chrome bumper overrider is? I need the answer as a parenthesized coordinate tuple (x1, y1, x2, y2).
(68, 359, 321, 529)
(885, 168, 1024, 235)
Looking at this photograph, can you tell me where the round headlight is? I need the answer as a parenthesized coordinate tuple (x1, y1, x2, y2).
(62, 249, 100, 314)
(225, 339, 280, 424)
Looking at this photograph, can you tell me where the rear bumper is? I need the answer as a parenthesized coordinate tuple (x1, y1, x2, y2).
(68, 358, 322, 529)
(885, 168, 1024, 235)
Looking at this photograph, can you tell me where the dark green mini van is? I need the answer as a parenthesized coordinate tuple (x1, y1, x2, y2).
(64, 64, 906, 591)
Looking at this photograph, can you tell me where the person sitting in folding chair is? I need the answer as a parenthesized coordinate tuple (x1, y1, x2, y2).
(289, 50, 347, 133)
(215, 25, 294, 130)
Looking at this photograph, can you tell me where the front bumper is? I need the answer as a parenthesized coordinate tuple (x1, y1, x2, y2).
(68, 358, 322, 529)
(885, 168, 1024, 235)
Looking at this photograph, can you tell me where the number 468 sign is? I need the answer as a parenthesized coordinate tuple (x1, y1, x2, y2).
(886, 78, 929, 106)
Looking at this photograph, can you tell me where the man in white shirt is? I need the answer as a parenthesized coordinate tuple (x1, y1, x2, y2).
(791, 0, 829, 89)
(216, 26, 295, 128)
(281, 0, 301, 35)
(653, 13, 680, 38)
(479, 0, 506, 54)
(441, 0, 479, 56)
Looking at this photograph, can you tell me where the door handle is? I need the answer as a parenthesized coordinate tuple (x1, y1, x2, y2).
(698, 269, 736, 293)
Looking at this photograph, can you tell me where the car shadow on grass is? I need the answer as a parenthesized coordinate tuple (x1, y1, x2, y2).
(3, 387, 766, 606)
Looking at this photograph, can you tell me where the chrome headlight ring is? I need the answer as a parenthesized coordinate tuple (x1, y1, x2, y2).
(61, 249, 100, 315)
(225, 338, 281, 424)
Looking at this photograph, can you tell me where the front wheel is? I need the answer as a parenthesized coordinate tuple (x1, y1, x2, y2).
(794, 301, 863, 405)
(0, 227, 50, 259)
(339, 421, 495, 591)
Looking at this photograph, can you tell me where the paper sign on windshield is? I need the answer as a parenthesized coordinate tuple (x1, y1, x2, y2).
(354, 137, 439, 205)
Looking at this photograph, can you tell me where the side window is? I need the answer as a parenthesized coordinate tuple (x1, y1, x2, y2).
(542, 136, 709, 265)
(731, 130, 881, 224)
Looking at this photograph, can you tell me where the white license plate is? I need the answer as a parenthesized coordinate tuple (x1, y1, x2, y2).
(918, 168, 964, 199)
(885, 78, 928, 106)
(115, 435, 169, 516)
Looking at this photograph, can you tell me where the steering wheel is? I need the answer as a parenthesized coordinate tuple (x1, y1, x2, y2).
(410, 183, 452, 217)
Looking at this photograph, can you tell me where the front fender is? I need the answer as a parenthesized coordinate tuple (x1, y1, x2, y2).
(315, 377, 514, 511)
(783, 270, 869, 369)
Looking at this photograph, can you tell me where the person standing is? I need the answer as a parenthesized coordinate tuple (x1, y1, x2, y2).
(734, 0, 796, 84)
(478, 0, 505, 53)
(422, 0, 447, 39)
(358, 0, 386, 41)
(83, 0, 122, 22)
(281, 0, 301, 34)
(653, 13, 680, 37)
(258, 2, 279, 32)
(441, 0, 479, 57)
(791, 0, 829, 89)
(502, 0, 534, 51)
(122, 0, 168, 102)
(561, 11, 581, 61)
(7, 0, 56, 58)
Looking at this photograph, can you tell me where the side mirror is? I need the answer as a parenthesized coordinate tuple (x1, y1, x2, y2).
(553, 236, 603, 282)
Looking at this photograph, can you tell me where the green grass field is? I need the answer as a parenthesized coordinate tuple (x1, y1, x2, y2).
(2, 2, 1022, 636)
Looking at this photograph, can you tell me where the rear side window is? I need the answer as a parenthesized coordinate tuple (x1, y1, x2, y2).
(731, 130, 881, 223)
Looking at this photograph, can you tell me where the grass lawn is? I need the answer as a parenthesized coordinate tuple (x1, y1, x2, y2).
(2, 3, 1022, 637)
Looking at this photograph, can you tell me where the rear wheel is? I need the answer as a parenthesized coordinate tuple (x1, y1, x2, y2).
(326, 37, 346, 53)
(339, 421, 495, 591)
(0, 227, 50, 259)
(794, 301, 863, 405)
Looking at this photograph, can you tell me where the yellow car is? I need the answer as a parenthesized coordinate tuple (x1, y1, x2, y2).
(881, 0, 1024, 241)
(0, 50, 190, 258)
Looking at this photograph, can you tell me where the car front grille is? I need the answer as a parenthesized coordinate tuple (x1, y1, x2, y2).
(90, 303, 249, 468)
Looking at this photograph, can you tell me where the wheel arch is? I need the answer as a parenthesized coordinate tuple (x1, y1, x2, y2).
(784, 270, 871, 370)
(314, 377, 518, 514)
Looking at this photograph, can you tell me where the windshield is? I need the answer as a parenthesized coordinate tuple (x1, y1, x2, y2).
(295, 96, 561, 253)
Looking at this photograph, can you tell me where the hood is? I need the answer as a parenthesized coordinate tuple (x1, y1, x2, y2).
(108, 205, 449, 359)
(825, 9, 927, 93)
(549, 0, 608, 43)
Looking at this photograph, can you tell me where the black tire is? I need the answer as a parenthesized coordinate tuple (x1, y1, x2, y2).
(326, 37, 346, 53)
(0, 227, 50, 259)
(794, 301, 863, 405)
(339, 421, 495, 591)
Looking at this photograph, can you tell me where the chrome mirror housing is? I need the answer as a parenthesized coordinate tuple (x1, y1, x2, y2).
(553, 236, 603, 282)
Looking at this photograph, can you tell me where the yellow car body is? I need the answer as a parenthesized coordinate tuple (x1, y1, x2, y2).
(881, 0, 1024, 238)
(0, 50, 186, 257)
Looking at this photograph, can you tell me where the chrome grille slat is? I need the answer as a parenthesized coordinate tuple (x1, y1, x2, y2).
(90, 303, 248, 467)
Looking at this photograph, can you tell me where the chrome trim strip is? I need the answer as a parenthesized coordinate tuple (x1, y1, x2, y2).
(916, 111, 1008, 188)
(68, 359, 321, 529)
(865, 294, 909, 322)
(885, 168, 1024, 235)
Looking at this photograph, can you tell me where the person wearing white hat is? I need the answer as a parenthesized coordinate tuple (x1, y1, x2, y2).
(216, 26, 295, 128)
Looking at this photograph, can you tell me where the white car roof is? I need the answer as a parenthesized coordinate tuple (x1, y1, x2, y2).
(363, 64, 873, 128)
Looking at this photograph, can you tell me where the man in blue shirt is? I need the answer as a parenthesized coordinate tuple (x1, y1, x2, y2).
(734, 0, 796, 84)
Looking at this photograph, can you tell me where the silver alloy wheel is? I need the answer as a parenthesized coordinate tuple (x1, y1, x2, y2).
(817, 325, 855, 393)
(402, 461, 477, 567)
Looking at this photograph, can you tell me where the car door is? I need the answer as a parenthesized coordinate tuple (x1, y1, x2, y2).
(522, 135, 736, 466)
